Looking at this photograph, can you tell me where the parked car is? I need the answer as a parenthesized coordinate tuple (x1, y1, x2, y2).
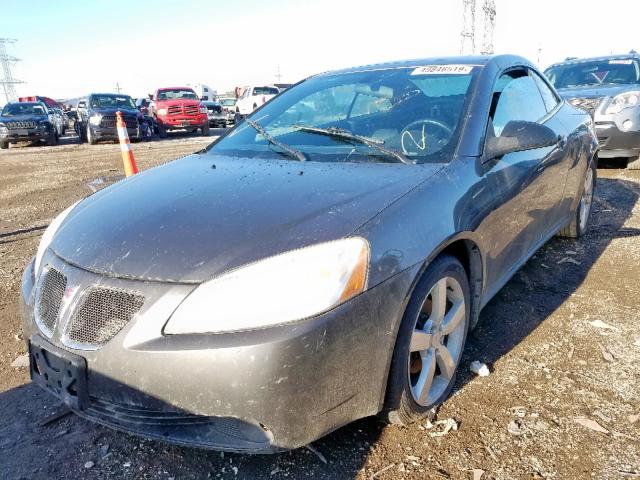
(201, 100, 227, 128)
(135, 98, 157, 138)
(76, 93, 143, 145)
(234, 85, 280, 121)
(0, 101, 59, 148)
(219, 97, 237, 125)
(20, 55, 597, 453)
(51, 107, 66, 136)
(64, 110, 77, 131)
(150, 87, 209, 138)
(545, 53, 640, 169)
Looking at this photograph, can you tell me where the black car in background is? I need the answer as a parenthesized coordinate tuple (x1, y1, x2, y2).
(76, 93, 143, 145)
(545, 53, 640, 169)
(201, 100, 227, 128)
(0, 101, 59, 149)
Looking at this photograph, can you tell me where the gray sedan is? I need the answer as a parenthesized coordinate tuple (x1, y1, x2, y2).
(20, 54, 597, 452)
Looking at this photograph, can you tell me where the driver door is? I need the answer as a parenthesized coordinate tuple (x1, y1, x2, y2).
(481, 68, 566, 295)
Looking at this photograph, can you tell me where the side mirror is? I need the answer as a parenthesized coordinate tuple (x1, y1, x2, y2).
(485, 120, 558, 160)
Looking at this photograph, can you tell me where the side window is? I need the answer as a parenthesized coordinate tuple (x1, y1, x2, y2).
(530, 70, 560, 112)
(490, 70, 548, 136)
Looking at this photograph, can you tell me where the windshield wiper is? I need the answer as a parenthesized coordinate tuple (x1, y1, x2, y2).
(294, 125, 411, 164)
(245, 119, 306, 162)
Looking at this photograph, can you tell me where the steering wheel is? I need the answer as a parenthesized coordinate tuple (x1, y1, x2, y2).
(400, 119, 454, 155)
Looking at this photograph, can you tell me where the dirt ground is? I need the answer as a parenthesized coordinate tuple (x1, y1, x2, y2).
(0, 131, 638, 480)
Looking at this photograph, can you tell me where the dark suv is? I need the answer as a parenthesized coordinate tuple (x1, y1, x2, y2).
(545, 53, 640, 169)
(76, 93, 143, 145)
(0, 101, 59, 149)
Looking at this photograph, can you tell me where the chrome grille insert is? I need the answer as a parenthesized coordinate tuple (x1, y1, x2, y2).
(64, 287, 144, 348)
(7, 121, 37, 129)
(35, 267, 67, 337)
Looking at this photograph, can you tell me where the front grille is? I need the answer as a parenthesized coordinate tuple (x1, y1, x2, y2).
(7, 121, 37, 129)
(64, 287, 144, 347)
(184, 105, 199, 115)
(35, 267, 67, 336)
(167, 105, 182, 115)
(567, 97, 602, 117)
(100, 115, 138, 129)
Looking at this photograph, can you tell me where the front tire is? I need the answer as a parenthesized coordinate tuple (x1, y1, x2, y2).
(201, 123, 210, 136)
(383, 254, 470, 425)
(627, 155, 640, 170)
(0, 141, 8, 149)
(557, 160, 596, 238)
(87, 125, 97, 145)
(158, 122, 167, 138)
(47, 128, 58, 146)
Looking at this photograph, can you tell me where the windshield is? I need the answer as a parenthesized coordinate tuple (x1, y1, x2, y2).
(546, 59, 640, 88)
(220, 98, 236, 106)
(214, 65, 478, 164)
(89, 94, 136, 109)
(157, 89, 198, 100)
(253, 87, 279, 96)
(2, 103, 47, 116)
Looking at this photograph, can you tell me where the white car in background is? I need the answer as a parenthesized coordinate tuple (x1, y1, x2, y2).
(235, 85, 280, 120)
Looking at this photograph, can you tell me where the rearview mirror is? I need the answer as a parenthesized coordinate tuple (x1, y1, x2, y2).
(485, 120, 558, 160)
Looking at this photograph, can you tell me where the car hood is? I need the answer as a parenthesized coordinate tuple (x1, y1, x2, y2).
(155, 98, 200, 107)
(51, 154, 442, 283)
(90, 107, 139, 115)
(557, 83, 640, 98)
(0, 113, 48, 122)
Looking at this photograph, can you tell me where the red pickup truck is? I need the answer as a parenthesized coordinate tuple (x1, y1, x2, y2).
(151, 87, 209, 137)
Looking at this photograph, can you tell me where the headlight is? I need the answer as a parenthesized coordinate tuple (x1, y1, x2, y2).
(164, 238, 370, 334)
(199, 104, 208, 114)
(157, 108, 167, 116)
(605, 91, 640, 115)
(89, 114, 102, 126)
(34, 201, 81, 277)
(37, 123, 49, 131)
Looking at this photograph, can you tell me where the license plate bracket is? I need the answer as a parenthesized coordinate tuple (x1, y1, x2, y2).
(29, 336, 89, 410)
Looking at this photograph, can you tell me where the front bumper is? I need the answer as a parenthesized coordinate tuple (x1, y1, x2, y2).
(90, 124, 140, 141)
(593, 103, 640, 158)
(1, 128, 49, 142)
(208, 114, 227, 126)
(20, 254, 416, 452)
(158, 115, 207, 130)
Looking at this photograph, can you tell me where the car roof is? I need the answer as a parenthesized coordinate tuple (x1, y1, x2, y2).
(547, 53, 640, 69)
(318, 54, 532, 76)
(88, 93, 132, 97)
(6, 101, 43, 106)
(157, 87, 194, 91)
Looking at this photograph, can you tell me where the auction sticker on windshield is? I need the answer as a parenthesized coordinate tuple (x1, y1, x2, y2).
(411, 65, 475, 75)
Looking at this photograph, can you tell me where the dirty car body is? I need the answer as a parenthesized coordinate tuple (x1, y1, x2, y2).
(20, 55, 597, 452)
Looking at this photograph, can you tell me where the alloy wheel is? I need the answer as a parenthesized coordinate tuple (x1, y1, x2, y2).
(408, 276, 466, 407)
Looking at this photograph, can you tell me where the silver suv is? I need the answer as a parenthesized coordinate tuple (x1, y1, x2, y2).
(545, 53, 640, 169)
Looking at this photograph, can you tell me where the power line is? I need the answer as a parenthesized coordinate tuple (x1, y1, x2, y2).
(0, 38, 24, 103)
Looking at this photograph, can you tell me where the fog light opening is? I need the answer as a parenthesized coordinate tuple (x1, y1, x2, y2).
(623, 119, 633, 131)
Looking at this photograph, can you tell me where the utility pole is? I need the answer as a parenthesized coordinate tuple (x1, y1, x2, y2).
(479, 0, 496, 55)
(460, 0, 476, 55)
(0, 38, 24, 103)
(115, 82, 122, 94)
(275, 65, 282, 83)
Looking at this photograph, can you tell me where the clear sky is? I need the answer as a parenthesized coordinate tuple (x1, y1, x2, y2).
(1, 0, 639, 100)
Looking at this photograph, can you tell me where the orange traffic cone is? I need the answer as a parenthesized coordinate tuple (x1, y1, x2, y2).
(116, 111, 139, 177)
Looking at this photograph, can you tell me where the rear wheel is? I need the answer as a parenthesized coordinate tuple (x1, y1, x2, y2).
(383, 254, 470, 425)
(557, 161, 596, 238)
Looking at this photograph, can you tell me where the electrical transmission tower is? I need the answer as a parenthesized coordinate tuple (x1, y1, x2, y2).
(480, 0, 496, 55)
(460, 0, 476, 55)
(0, 38, 24, 103)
